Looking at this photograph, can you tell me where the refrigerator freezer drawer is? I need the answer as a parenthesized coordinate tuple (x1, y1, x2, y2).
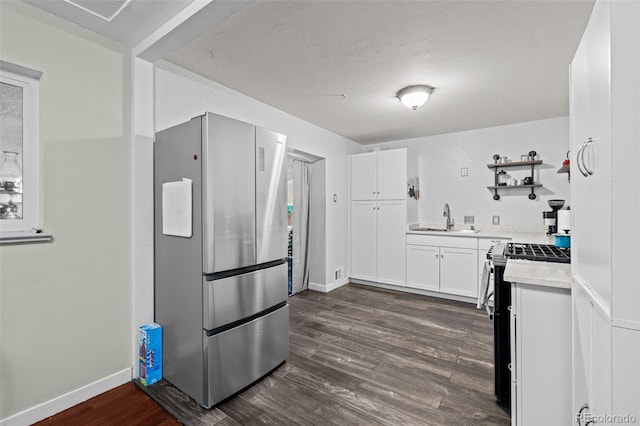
(205, 304, 289, 407)
(203, 263, 287, 330)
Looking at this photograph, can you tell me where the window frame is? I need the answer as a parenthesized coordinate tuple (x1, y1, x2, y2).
(0, 63, 43, 235)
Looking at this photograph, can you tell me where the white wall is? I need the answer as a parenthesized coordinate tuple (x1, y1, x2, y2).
(153, 61, 361, 287)
(368, 117, 571, 230)
(0, 2, 132, 421)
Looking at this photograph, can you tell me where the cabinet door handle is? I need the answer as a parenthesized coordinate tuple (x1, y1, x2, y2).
(582, 138, 594, 176)
(577, 141, 588, 177)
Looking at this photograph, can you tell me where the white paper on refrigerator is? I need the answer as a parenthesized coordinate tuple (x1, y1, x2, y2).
(162, 178, 192, 237)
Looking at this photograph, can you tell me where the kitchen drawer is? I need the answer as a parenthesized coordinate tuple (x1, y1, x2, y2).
(203, 263, 287, 330)
(407, 234, 478, 249)
(205, 304, 289, 407)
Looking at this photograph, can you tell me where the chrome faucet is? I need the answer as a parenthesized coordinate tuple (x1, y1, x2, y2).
(443, 203, 454, 230)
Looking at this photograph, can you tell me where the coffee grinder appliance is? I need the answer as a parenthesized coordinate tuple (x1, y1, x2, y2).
(543, 199, 565, 235)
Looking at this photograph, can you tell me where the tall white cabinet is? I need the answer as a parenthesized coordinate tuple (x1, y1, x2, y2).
(349, 149, 417, 286)
(570, 1, 640, 424)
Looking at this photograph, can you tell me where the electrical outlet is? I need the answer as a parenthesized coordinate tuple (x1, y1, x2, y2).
(492, 215, 500, 225)
(334, 267, 344, 280)
(461, 167, 468, 177)
(464, 216, 474, 224)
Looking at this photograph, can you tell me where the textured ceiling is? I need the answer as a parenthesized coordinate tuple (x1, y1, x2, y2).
(21, 0, 595, 144)
(165, 0, 594, 144)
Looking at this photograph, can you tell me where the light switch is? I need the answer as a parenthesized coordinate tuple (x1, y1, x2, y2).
(333, 194, 337, 203)
(461, 167, 468, 177)
(492, 215, 500, 225)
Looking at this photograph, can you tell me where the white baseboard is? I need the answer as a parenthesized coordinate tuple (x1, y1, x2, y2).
(308, 277, 349, 293)
(349, 278, 477, 305)
(1, 368, 131, 426)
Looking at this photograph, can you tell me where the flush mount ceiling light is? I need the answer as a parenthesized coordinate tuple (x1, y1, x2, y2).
(396, 85, 435, 110)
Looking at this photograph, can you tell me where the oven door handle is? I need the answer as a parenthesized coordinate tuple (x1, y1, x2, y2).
(486, 291, 494, 319)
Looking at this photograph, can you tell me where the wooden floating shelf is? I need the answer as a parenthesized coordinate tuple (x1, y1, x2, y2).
(487, 160, 543, 169)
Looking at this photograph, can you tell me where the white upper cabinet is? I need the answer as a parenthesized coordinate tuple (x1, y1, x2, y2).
(376, 149, 408, 200)
(350, 149, 408, 201)
(570, 0, 612, 311)
(571, 0, 640, 324)
(350, 153, 377, 200)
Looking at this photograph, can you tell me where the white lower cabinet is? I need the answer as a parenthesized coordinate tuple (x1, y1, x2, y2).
(612, 327, 640, 424)
(350, 201, 377, 282)
(406, 244, 439, 291)
(573, 280, 613, 426)
(350, 200, 407, 286)
(406, 235, 478, 298)
(376, 200, 408, 286)
(440, 247, 478, 297)
(511, 282, 572, 426)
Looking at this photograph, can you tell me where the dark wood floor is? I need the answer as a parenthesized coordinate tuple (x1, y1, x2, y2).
(35, 381, 179, 425)
(38, 284, 509, 425)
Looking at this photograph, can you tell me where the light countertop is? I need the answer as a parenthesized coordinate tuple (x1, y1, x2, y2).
(407, 223, 568, 289)
(407, 224, 554, 245)
(504, 259, 572, 290)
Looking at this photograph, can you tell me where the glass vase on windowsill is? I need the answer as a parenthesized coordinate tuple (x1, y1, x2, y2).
(0, 151, 23, 219)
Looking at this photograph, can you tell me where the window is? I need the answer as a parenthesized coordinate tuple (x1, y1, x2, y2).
(0, 61, 43, 238)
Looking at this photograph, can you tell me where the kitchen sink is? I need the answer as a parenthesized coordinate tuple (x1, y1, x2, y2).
(412, 227, 479, 234)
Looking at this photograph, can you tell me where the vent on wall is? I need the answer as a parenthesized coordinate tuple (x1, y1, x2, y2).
(64, 0, 132, 21)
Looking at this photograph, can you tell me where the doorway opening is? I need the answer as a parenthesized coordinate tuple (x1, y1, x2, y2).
(287, 148, 325, 296)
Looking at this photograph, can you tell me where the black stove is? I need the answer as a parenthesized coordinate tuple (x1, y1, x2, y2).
(506, 243, 570, 264)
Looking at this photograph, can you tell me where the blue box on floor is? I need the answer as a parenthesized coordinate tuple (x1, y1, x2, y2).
(139, 323, 162, 386)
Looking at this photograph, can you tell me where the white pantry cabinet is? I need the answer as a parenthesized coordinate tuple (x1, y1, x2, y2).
(570, 1, 640, 423)
(349, 148, 417, 287)
(406, 235, 478, 298)
(350, 149, 408, 201)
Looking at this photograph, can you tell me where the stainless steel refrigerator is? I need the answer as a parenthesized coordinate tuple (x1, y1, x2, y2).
(154, 112, 289, 408)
